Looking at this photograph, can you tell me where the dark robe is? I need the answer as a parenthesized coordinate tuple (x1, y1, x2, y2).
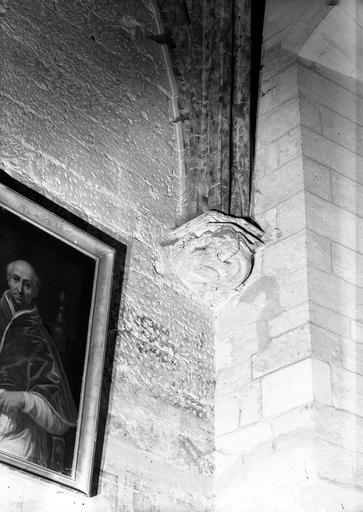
(0, 291, 77, 466)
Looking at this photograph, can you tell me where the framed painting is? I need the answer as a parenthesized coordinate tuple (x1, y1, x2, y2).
(0, 176, 119, 494)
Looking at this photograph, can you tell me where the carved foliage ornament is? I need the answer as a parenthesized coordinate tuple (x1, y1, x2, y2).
(165, 211, 263, 304)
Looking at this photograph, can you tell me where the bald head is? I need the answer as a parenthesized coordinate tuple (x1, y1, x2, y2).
(6, 260, 40, 310)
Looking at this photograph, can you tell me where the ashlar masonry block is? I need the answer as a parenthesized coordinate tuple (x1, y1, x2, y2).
(321, 105, 362, 155)
(259, 63, 298, 116)
(261, 359, 314, 417)
(316, 439, 356, 487)
(314, 404, 363, 454)
(262, 359, 331, 418)
(257, 96, 301, 147)
(215, 394, 241, 436)
(216, 422, 273, 460)
(309, 302, 352, 340)
(252, 323, 311, 379)
(302, 126, 362, 185)
(306, 191, 358, 251)
(332, 241, 363, 287)
(254, 157, 304, 214)
(270, 404, 314, 437)
(269, 302, 310, 338)
(277, 265, 309, 311)
(277, 191, 306, 238)
(300, 97, 322, 133)
(262, 230, 307, 275)
(312, 359, 332, 406)
(298, 61, 358, 124)
(254, 125, 303, 180)
(331, 171, 363, 217)
(303, 157, 332, 201)
(308, 266, 360, 321)
(332, 366, 363, 416)
(306, 229, 332, 273)
(236, 433, 317, 511)
(220, 38, 363, 512)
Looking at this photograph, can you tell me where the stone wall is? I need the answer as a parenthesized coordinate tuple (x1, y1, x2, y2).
(0, 1, 214, 510)
(214, 20, 363, 510)
(1, 0, 362, 510)
(215, 45, 312, 512)
(301, 58, 363, 506)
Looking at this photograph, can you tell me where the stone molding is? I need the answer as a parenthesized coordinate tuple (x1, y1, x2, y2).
(164, 211, 264, 305)
(154, 0, 253, 221)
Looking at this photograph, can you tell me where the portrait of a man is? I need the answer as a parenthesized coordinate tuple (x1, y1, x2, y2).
(0, 260, 77, 468)
(0, 179, 118, 493)
(0, 197, 97, 479)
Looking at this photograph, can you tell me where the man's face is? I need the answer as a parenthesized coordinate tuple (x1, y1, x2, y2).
(7, 261, 38, 309)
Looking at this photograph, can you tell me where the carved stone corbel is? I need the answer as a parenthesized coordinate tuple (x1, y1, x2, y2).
(163, 211, 263, 305)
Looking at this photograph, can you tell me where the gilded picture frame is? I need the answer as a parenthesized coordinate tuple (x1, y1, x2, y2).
(0, 178, 118, 495)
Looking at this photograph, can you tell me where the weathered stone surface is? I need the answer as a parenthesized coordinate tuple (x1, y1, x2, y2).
(262, 230, 307, 275)
(307, 229, 332, 273)
(2, 2, 363, 511)
(264, 0, 332, 52)
(277, 265, 309, 311)
(309, 302, 352, 340)
(313, 359, 332, 406)
(261, 359, 314, 417)
(258, 63, 298, 117)
(300, 97, 322, 133)
(299, 3, 363, 80)
(254, 126, 303, 180)
(231, 432, 316, 511)
(304, 157, 332, 201)
(261, 45, 298, 82)
(332, 366, 363, 416)
(306, 191, 359, 252)
(165, 211, 264, 305)
(252, 323, 311, 378)
(230, 0, 252, 218)
(277, 191, 306, 239)
(253, 157, 304, 214)
(217, 421, 272, 457)
(314, 403, 363, 454)
(332, 241, 363, 287)
(298, 61, 359, 124)
(0, 0, 215, 510)
(331, 171, 363, 217)
(309, 266, 362, 321)
(269, 404, 314, 437)
(316, 439, 356, 487)
(214, 300, 260, 365)
(321, 105, 362, 156)
(303, 126, 363, 185)
(311, 324, 344, 366)
(117, 304, 214, 420)
(269, 303, 310, 338)
(256, 97, 300, 148)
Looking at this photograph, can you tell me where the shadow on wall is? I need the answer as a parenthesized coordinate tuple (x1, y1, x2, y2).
(239, 275, 280, 352)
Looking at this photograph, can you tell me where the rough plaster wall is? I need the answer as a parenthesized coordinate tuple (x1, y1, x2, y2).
(0, 1, 215, 510)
